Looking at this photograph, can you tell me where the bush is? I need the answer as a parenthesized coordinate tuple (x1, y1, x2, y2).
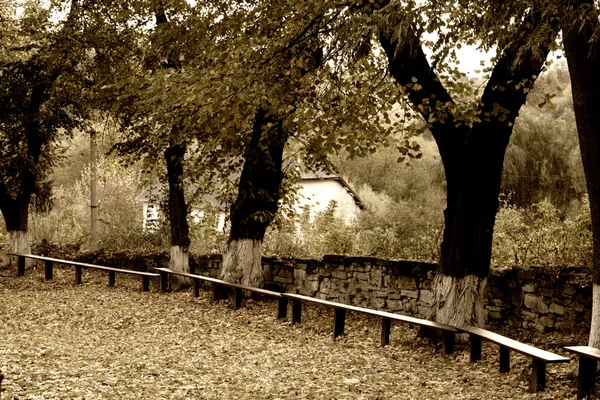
(28, 156, 156, 250)
(492, 198, 593, 268)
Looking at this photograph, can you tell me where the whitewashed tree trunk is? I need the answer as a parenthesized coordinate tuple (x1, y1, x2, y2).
(169, 245, 191, 290)
(8, 230, 33, 269)
(430, 274, 487, 332)
(589, 285, 600, 348)
(220, 239, 264, 287)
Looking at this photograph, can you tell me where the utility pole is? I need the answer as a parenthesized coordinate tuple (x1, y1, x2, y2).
(90, 129, 98, 250)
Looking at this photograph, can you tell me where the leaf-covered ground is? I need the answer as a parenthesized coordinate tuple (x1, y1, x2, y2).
(0, 265, 589, 399)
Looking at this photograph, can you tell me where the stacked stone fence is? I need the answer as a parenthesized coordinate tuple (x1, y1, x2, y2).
(22, 244, 594, 333)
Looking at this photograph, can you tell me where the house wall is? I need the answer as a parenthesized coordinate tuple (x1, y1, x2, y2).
(295, 180, 361, 223)
(140, 179, 362, 230)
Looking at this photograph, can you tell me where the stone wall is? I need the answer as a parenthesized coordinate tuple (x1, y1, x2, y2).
(31, 245, 593, 333)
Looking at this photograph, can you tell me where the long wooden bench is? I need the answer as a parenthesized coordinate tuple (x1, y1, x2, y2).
(565, 346, 600, 399)
(458, 326, 569, 392)
(9, 253, 159, 292)
(152, 267, 288, 319)
(282, 293, 457, 354)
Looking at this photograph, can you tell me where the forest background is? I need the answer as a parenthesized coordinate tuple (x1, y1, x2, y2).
(0, 57, 591, 271)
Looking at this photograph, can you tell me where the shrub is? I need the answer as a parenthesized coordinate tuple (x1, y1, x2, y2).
(492, 198, 593, 268)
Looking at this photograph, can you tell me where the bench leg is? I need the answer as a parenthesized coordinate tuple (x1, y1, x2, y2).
(160, 271, 169, 293)
(577, 356, 597, 400)
(381, 318, 391, 347)
(499, 347, 510, 373)
(277, 297, 288, 320)
(17, 256, 25, 277)
(45, 260, 53, 281)
(142, 275, 150, 292)
(443, 331, 455, 355)
(470, 335, 482, 362)
(333, 308, 346, 339)
(233, 288, 243, 309)
(291, 299, 302, 325)
(531, 359, 546, 392)
(108, 271, 116, 287)
(193, 278, 200, 298)
(75, 265, 82, 284)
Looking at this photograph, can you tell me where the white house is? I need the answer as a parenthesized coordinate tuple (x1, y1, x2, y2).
(135, 171, 365, 231)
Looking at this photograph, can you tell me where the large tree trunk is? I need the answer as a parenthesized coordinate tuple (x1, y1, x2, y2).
(561, 1, 600, 348)
(164, 142, 191, 290)
(220, 107, 288, 287)
(1, 195, 33, 270)
(379, 12, 556, 328)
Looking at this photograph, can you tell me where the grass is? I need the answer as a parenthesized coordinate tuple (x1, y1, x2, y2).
(0, 263, 586, 399)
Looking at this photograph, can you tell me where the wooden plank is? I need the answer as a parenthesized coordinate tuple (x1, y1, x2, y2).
(44, 260, 53, 281)
(565, 346, 600, 361)
(9, 253, 158, 277)
(282, 293, 456, 333)
(17, 255, 25, 277)
(291, 298, 302, 325)
(108, 270, 116, 287)
(470, 335, 482, 362)
(500, 347, 510, 373)
(333, 308, 346, 339)
(277, 297, 288, 320)
(381, 318, 391, 347)
(459, 326, 569, 363)
(531, 359, 546, 392)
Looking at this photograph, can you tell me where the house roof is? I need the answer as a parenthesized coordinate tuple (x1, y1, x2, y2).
(299, 171, 365, 210)
(136, 171, 365, 210)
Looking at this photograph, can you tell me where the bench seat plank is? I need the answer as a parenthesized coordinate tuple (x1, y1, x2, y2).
(565, 346, 600, 360)
(459, 326, 569, 363)
(9, 253, 159, 277)
(283, 293, 456, 332)
(151, 268, 282, 297)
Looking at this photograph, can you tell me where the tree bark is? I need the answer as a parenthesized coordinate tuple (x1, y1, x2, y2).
(220, 107, 288, 287)
(379, 12, 556, 328)
(561, 0, 600, 348)
(0, 194, 33, 269)
(164, 142, 191, 290)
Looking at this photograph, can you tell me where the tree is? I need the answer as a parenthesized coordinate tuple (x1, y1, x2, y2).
(371, 1, 558, 327)
(560, 0, 600, 347)
(0, 0, 91, 267)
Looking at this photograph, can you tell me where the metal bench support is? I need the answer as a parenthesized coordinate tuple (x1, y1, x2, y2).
(470, 336, 482, 362)
(277, 297, 288, 319)
(531, 359, 546, 392)
(578, 357, 597, 399)
(142, 275, 151, 292)
(381, 318, 391, 347)
(333, 308, 346, 339)
(443, 331, 455, 355)
(291, 299, 302, 325)
(17, 256, 25, 277)
(500, 347, 510, 372)
(45, 260, 53, 281)
(193, 278, 200, 298)
(75, 265, 82, 284)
